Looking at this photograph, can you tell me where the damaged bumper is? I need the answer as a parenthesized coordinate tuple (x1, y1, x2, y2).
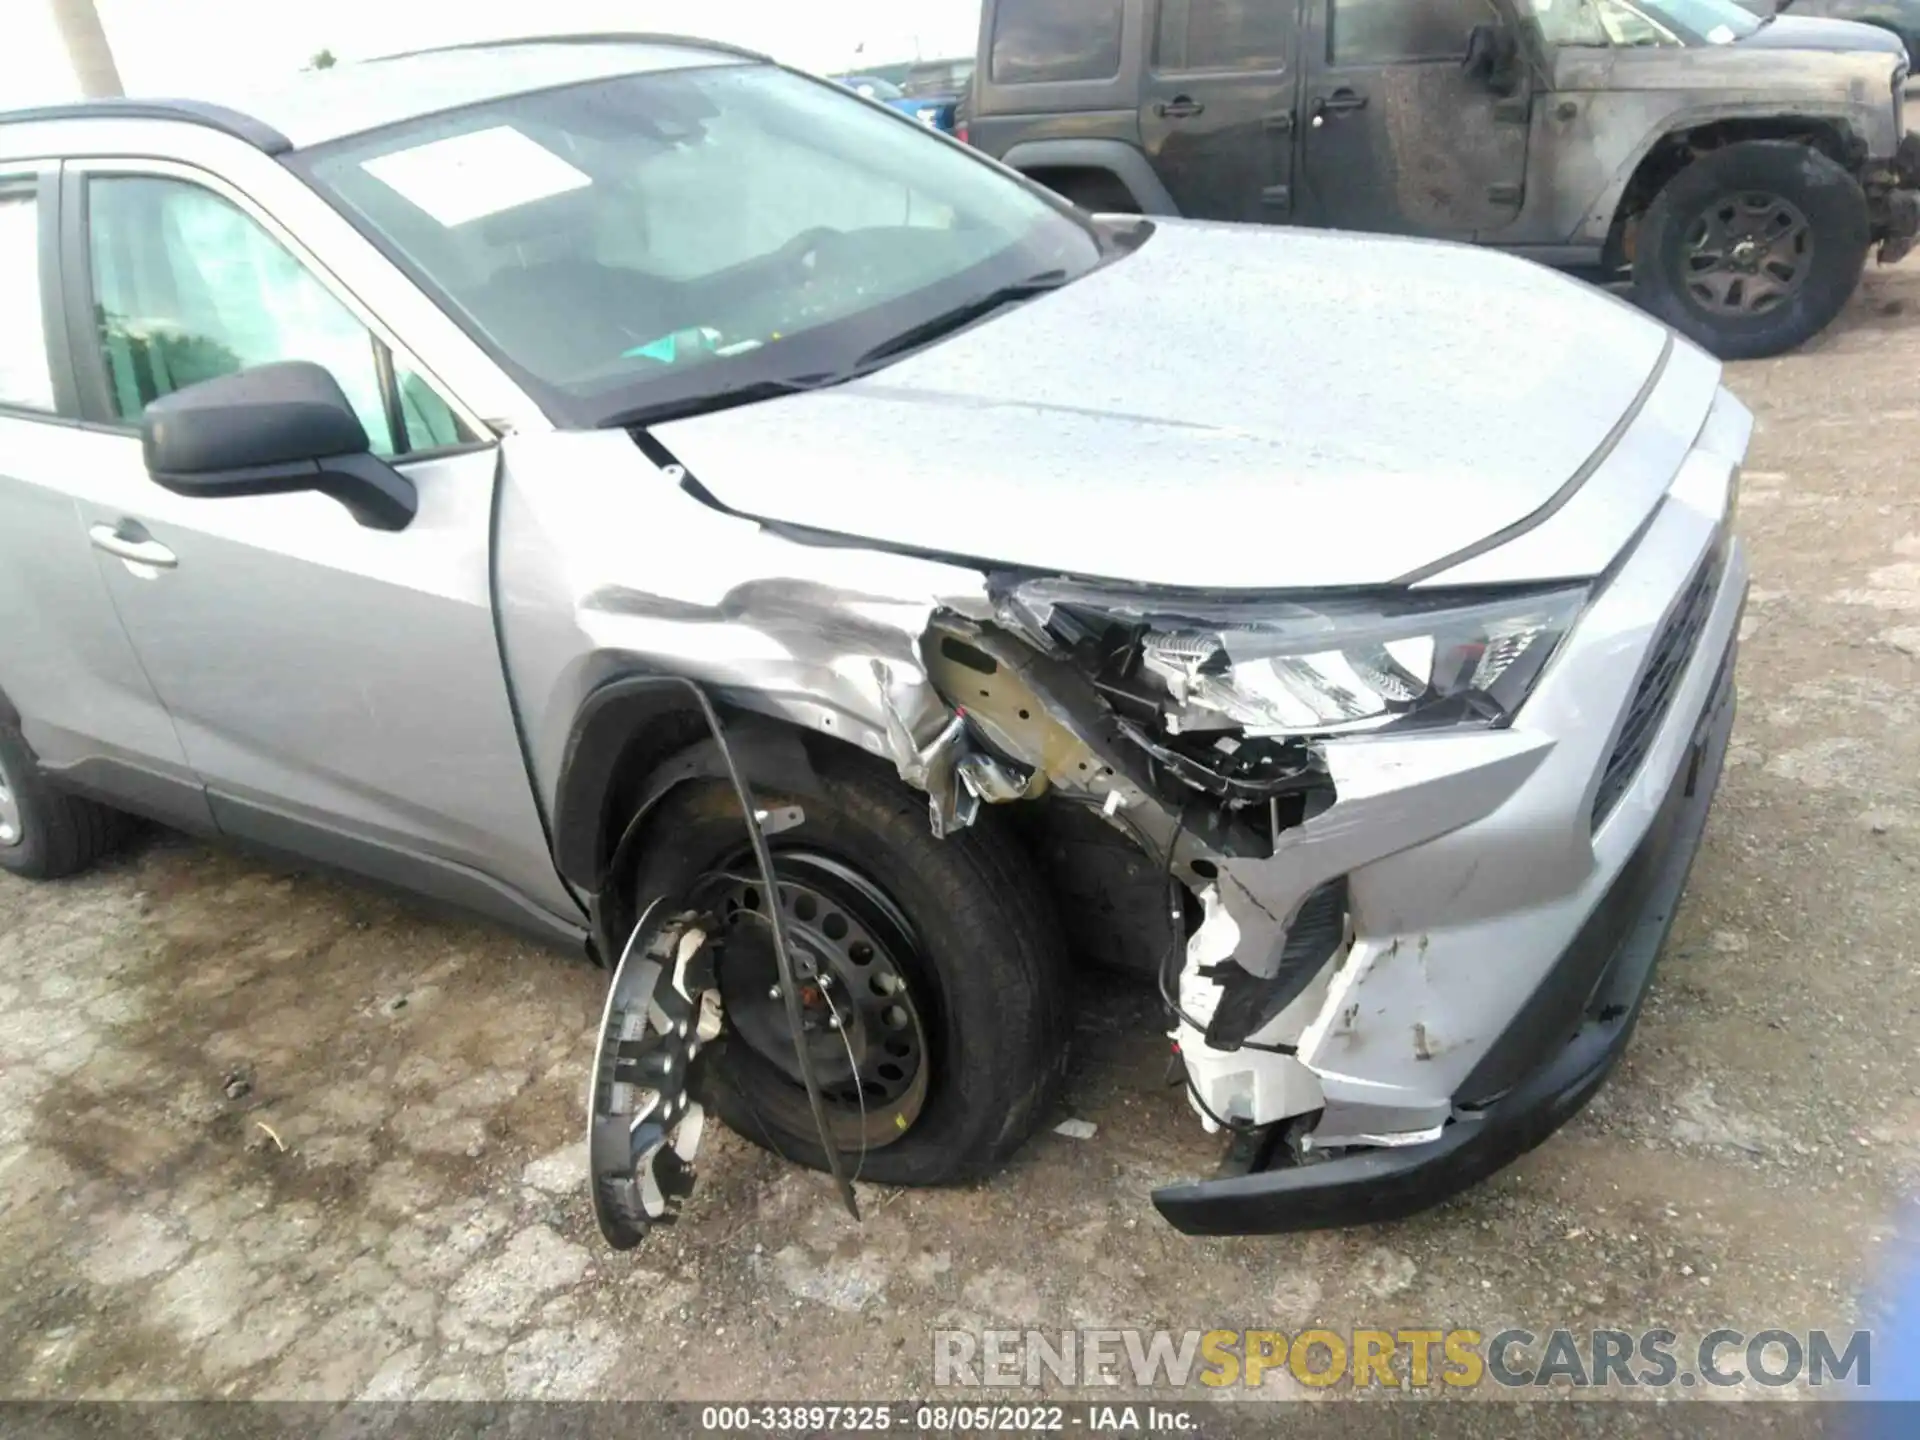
(1153, 633, 1736, 1235)
(1870, 133, 1920, 264)
(900, 367, 1750, 1234)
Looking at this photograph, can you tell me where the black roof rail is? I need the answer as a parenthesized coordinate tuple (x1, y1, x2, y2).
(0, 99, 291, 155)
(368, 32, 772, 66)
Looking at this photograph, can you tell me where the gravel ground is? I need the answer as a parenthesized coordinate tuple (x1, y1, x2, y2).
(3, 267, 1919, 1407)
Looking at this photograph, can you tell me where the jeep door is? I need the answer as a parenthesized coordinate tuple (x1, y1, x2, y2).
(1297, 0, 1532, 237)
(1139, 0, 1307, 221)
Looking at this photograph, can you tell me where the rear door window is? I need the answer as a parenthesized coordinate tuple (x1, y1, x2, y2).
(991, 0, 1126, 83)
(0, 186, 54, 412)
(1157, 0, 1294, 71)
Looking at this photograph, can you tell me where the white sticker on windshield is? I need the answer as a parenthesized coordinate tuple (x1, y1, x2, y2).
(361, 126, 591, 227)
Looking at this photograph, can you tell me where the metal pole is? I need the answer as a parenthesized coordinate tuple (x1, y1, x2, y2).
(50, 0, 123, 99)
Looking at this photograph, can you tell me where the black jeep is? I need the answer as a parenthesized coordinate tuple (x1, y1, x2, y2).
(965, 0, 1920, 357)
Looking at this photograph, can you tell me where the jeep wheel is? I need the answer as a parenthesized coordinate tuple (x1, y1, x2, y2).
(1632, 140, 1869, 360)
(0, 722, 129, 880)
(623, 745, 1072, 1186)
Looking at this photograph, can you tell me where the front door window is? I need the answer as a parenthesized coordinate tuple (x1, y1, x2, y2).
(84, 176, 464, 453)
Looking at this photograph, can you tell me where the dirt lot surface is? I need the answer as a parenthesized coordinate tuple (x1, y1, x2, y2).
(4, 270, 1920, 1409)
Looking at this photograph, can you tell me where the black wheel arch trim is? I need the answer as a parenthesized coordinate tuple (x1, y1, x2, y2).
(553, 674, 827, 932)
(998, 139, 1181, 216)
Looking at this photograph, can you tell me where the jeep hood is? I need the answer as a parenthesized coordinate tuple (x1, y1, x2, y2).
(651, 221, 1679, 591)
(1737, 14, 1909, 54)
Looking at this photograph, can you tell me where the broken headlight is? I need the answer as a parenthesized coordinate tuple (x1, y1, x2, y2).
(1010, 580, 1590, 737)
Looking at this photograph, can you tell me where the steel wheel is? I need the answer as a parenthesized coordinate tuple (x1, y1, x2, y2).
(698, 849, 932, 1148)
(1683, 191, 1813, 317)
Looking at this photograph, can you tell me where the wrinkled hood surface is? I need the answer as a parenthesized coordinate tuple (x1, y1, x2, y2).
(652, 221, 1675, 591)
(1738, 14, 1909, 52)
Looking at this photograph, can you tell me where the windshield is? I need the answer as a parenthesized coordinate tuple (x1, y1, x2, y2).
(1522, 0, 1762, 45)
(299, 64, 1102, 426)
(841, 76, 905, 101)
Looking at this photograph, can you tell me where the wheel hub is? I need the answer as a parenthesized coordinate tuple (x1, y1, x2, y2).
(1683, 190, 1813, 317)
(702, 852, 930, 1135)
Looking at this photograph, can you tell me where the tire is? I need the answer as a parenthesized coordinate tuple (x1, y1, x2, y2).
(624, 744, 1072, 1187)
(0, 723, 128, 880)
(1631, 140, 1869, 361)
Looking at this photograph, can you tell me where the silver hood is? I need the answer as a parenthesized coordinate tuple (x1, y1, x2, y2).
(652, 220, 1677, 591)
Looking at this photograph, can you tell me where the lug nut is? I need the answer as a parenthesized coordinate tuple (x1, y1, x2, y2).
(827, 1015, 842, 1031)
(768, 984, 782, 1000)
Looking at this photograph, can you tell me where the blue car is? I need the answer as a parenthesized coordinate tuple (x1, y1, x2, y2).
(832, 71, 961, 134)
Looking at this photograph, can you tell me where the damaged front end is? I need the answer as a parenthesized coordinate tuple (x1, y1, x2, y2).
(1870, 130, 1920, 264)
(899, 575, 1589, 1168)
(554, 394, 1741, 1238)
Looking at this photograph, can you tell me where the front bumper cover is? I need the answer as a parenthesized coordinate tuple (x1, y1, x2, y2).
(1151, 634, 1737, 1236)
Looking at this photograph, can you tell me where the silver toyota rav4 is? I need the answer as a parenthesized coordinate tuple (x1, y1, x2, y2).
(0, 33, 1749, 1240)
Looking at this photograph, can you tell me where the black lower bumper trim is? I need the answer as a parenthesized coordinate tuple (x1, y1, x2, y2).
(1152, 642, 1737, 1237)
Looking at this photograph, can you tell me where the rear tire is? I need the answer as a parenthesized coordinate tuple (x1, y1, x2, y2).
(624, 744, 1072, 1186)
(0, 723, 128, 880)
(1631, 140, 1868, 360)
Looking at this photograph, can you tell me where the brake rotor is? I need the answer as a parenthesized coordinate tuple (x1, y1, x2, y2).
(588, 903, 722, 1250)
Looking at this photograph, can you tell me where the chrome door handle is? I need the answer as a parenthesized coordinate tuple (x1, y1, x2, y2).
(89, 524, 177, 570)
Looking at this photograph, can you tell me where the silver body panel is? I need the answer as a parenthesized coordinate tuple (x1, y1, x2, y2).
(0, 53, 1754, 1159)
(0, 411, 202, 799)
(656, 219, 1674, 590)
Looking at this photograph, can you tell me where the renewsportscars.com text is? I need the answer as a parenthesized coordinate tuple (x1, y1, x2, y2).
(933, 1326, 1872, 1390)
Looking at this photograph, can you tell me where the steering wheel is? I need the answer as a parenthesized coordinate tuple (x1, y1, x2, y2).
(774, 226, 845, 283)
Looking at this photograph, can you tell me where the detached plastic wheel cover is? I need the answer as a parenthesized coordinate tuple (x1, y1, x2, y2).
(589, 902, 721, 1250)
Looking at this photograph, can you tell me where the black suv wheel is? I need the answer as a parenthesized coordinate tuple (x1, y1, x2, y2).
(0, 723, 128, 880)
(1632, 140, 1869, 360)
(623, 745, 1072, 1186)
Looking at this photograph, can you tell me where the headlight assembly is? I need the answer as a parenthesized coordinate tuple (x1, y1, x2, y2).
(1006, 580, 1590, 738)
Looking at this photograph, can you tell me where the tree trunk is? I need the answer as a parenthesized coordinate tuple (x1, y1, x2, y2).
(50, 0, 123, 99)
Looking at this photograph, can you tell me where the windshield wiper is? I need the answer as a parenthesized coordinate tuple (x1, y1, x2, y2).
(606, 372, 844, 428)
(849, 270, 1072, 373)
(605, 271, 1073, 429)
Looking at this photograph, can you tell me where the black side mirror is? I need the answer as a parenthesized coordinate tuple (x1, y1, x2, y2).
(1463, 23, 1523, 96)
(141, 361, 417, 531)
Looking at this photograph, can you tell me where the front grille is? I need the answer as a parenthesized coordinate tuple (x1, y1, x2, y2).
(1590, 543, 1722, 829)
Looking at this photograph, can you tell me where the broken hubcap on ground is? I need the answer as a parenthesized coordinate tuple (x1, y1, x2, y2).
(589, 904, 721, 1250)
